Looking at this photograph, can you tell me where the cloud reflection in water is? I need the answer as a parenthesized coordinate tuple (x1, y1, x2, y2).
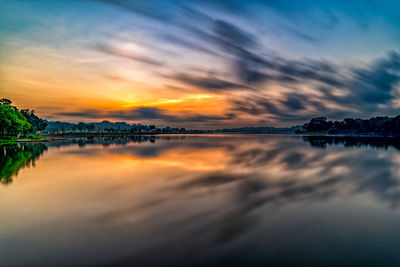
(2, 135, 400, 266)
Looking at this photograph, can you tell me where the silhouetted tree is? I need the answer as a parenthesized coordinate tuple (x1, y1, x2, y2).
(299, 116, 400, 136)
(77, 122, 86, 131)
(85, 123, 95, 131)
(20, 109, 48, 132)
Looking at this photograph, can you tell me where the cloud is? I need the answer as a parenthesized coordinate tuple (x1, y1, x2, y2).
(161, 17, 344, 88)
(93, 43, 164, 66)
(280, 95, 306, 111)
(57, 106, 236, 124)
(344, 52, 400, 106)
(163, 73, 248, 91)
(229, 52, 400, 123)
(161, 34, 221, 56)
(95, 1, 400, 126)
(160, 17, 344, 90)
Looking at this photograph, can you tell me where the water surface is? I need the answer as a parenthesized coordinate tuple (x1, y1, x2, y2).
(1, 135, 400, 266)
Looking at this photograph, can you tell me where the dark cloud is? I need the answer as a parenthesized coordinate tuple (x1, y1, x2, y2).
(162, 17, 345, 89)
(281, 95, 305, 111)
(57, 107, 235, 124)
(347, 52, 400, 106)
(202, 18, 343, 87)
(317, 55, 400, 111)
(275, 60, 343, 87)
(230, 52, 400, 123)
(213, 19, 256, 49)
(210, 20, 273, 84)
(164, 73, 248, 91)
(57, 107, 165, 120)
(212, 21, 400, 122)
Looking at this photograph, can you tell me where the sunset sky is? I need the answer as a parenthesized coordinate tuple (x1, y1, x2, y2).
(1, 0, 400, 128)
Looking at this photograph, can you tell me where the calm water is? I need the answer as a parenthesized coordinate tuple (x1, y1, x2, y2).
(2, 135, 400, 266)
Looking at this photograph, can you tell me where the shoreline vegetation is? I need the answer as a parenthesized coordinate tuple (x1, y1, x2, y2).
(3, 97, 400, 144)
(295, 116, 400, 137)
(0, 98, 47, 144)
(0, 134, 45, 145)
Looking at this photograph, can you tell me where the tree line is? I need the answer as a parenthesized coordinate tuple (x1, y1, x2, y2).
(297, 116, 400, 135)
(0, 98, 189, 137)
(0, 98, 47, 137)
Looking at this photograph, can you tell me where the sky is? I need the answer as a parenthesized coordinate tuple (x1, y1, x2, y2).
(1, 0, 400, 128)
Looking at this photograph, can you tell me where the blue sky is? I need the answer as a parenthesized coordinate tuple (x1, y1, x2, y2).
(1, 0, 400, 127)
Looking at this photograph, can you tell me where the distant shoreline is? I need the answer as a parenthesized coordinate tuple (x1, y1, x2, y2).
(3, 132, 400, 145)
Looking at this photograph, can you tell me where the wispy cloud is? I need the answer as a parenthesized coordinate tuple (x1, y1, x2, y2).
(2, 0, 400, 126)
(57, 106, 236, 125)
(93, 43, 164, 66)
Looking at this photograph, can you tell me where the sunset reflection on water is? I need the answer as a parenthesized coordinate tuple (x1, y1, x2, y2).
(2, 135, 400, 266)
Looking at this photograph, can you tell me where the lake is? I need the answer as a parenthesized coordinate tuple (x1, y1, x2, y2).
(1, 135, 400, 266)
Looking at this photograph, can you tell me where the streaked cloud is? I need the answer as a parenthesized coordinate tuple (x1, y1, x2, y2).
(57, 106, 236, 125)
(1, 0, 400, 127)
(93, 43, 164, 66)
